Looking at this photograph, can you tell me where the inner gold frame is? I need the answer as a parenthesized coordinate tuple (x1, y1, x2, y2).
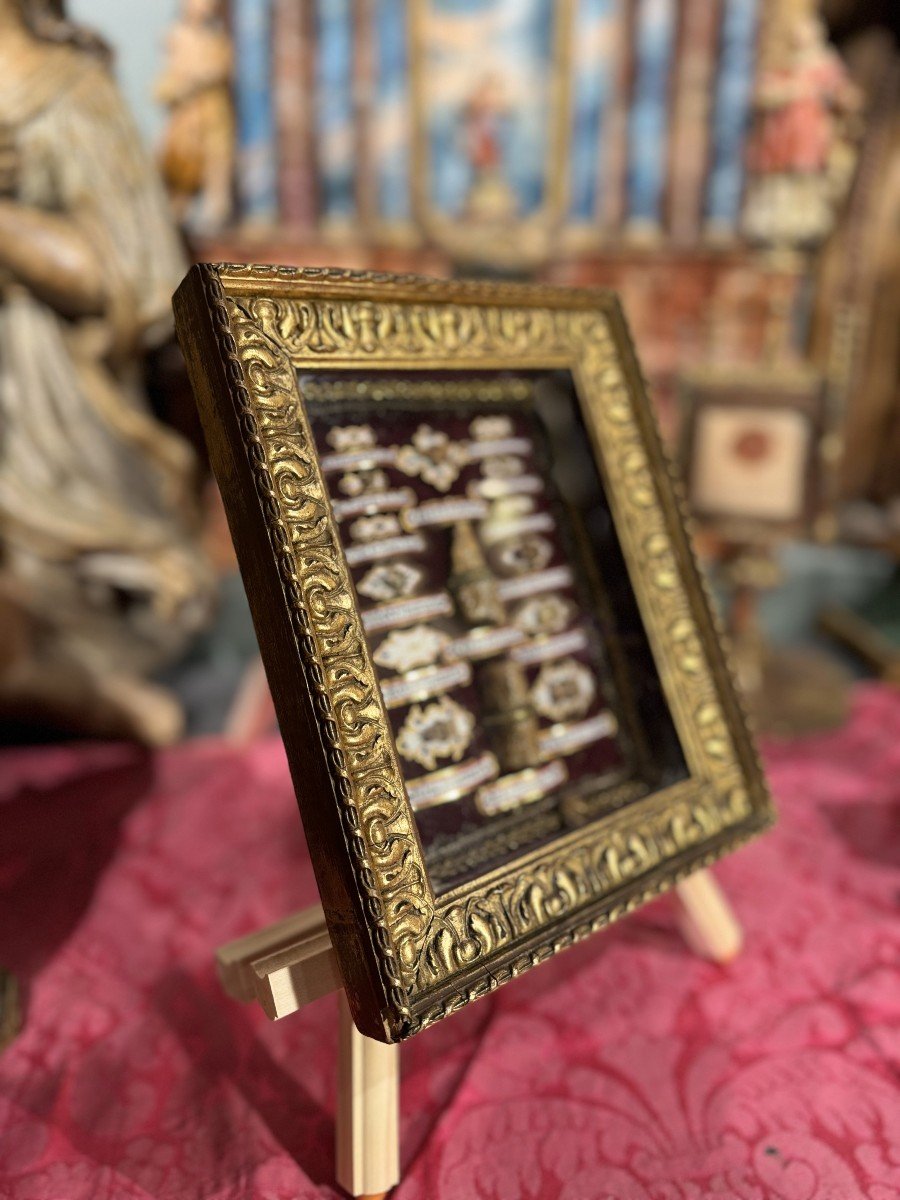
(175, 265, 774, 1043)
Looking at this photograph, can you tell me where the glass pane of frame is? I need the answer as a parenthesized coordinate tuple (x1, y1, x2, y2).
(304, 368, 688, 894)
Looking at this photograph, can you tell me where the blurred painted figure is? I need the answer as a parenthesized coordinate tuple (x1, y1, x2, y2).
(0, 0, 213, 743)
(462, 74, 516, 222)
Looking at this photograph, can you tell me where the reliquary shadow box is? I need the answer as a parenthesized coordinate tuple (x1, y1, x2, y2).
(174, 266, 774, 1043)
(678, 365, 834, 545)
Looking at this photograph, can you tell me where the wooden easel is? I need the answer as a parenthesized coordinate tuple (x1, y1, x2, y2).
(216, 863, 741, 1199)
(220, 658, 743, 1198)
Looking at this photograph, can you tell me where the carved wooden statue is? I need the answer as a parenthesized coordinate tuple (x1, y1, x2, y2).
(0, 0, 214, 745)
(155, 0, 235, 234)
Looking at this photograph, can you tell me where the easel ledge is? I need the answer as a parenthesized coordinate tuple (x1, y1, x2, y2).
(217, 868, 741, 1199)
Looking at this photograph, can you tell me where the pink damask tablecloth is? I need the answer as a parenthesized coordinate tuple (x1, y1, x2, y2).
(0, 683, 898, 1200)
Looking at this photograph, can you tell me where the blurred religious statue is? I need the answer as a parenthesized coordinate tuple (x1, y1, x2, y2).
(0, 0, 214, 745)
(743, 12, 861, 247)
(156, 0, 235, 234)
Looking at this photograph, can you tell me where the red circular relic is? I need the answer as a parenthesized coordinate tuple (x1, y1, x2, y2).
(731, 426, 772, 463)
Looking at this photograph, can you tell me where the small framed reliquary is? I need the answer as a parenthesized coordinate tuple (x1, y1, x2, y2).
(678, 366, 834, 544)
(175, 266, 773, 1043)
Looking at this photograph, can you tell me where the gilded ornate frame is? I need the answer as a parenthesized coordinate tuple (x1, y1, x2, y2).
(175, 264, 774, 1043)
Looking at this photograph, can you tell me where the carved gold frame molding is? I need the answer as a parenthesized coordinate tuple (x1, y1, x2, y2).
(175, 264, 774, 1043)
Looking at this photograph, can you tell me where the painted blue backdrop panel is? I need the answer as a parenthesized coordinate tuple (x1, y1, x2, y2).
(315, 0, 356, 220)
(569, 0, 619, 222)
(374, 0, 411, 222)
(422, 0, 556, 218)
(233, 0, 277, 221)
(626, 0, 676, 225)
(705, 0, 760, 227)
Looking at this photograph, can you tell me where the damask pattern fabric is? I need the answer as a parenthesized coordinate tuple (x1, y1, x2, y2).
(0, 684, 897, 1199)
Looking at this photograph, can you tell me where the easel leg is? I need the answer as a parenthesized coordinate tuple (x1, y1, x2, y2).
(675, 868, 742, 963)
(218, 872, 740, 1200)
(336, 992, 400, 1200)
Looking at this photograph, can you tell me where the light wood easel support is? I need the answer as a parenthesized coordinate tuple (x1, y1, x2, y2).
(215, 868, 740, 1198)
(675, 868, 743, 963)
(217, 903, 399, 1200)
